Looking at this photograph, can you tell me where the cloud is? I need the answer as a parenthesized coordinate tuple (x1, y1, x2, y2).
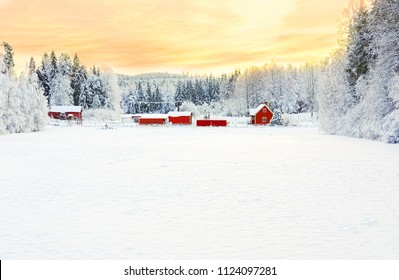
(282, 0, 348, 30)
(0, 0, 348, 74)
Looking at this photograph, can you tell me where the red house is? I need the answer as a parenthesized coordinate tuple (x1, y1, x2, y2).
(168, 111, 193, 125)
(138, 114, 168, 125)
(249, 102, 273, 125)
(48, 106, 83, 123)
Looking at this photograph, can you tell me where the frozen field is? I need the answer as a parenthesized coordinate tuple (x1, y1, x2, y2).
(1, 125, 399, 259)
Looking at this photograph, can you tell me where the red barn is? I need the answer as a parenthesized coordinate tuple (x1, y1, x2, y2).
(138, 114, 168, 125)
(249, 102, 273, 125)
(168, 111, 193, 125)
(48, 106, 83, 123)
(196, 119, 227, 127)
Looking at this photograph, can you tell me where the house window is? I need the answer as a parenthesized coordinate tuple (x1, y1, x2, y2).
(263, 108, 267, 113)
(262, 117, 267, 123)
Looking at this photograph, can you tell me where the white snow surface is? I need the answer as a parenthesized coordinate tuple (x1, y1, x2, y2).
(50, 106, 82, 113)
(249, 104, 270, 116)
(168, 111, 193, 117)
(1, 125, 399, 259)
(138, 114, 168, 119)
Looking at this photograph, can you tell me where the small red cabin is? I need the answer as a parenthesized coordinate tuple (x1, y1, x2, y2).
(168, 111, 193, 125)
(48, 106, 83, 123)
(196, 119, 227, 127)
(138, 114, 168, 125)
(249, 102, 273, 125)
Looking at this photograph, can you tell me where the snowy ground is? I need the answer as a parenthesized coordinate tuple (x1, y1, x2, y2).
(1, 124, 399, 259)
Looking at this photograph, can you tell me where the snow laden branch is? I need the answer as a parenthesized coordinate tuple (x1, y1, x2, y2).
(317, 0, 399, 143)
(0, 45, 48, 135)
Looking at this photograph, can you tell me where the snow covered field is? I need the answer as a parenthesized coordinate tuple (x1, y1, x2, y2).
(1, 125, 399, 259)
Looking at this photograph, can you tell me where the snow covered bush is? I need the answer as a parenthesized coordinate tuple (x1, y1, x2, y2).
(0, 56, 48, 135)
(222, 97, 247, 116)
(179, 101, 200, 117)
(179, 101, 224, 118)
(83, 108, 120, 121)
(270, 110, 284, 126)
(282, 113, 317, 127)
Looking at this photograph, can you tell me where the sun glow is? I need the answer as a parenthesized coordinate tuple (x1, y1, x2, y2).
(0, 0, 349, 75)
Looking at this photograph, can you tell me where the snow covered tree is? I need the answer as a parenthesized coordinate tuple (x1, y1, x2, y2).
(281, 66, 300, 114)
(37, 52, 52, 104)
(58, 53, 72, 77)
(317, 53, 352, 135)
(49, 72, 73, 106)
(99, 67, 121, 113)
(299, 63, 319, 114)
(361, 0, 399, 142)
(345, 0, 372, 102)
(28, 57, 36, 76)
(49, 51, 58, 80)
(220, 70, 239, 101)
(0, 50, 47, 135)
(145, 82, 153, 112)
(122, 87, 136, 114)
(50, 53, 74, 106)
(267, 64, 284, 113)
(71, 54, 88, 106)
(37, 51, 73, 107)
(18, 71, 48, 132)
(86, 67, 101, 108)
(153, 85, 164, 112)
(174, 80, 184, 109)
(2, 42, 15, 74)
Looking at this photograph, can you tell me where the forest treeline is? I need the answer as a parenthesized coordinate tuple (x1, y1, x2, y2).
(1, 0, 399, 142)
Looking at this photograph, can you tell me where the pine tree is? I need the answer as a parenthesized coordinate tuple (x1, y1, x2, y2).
(71, 54, 88, 106)
(49, 72, 73, 106)
(58, 53, 72, 77)
(28, 57, 36, 76)
(49, 51, 58, 80)
(186, 80, 195, 103)
(174, 80, 184, 109)
(145, 82, 153, 112)
(154, 85, 163, 112)
(346, 0, 372, 103)
(139, 81, 148, 113)
(122, 87, 135, 114)
(364, 0, 399, 142)
(2, 42, 15, 74)
(0, 54, 47, 134)
(86, 66, 101, 108)
(36, 53, 52, 104)
(193, 79, 204, 105)
(99, 67, 121, 113)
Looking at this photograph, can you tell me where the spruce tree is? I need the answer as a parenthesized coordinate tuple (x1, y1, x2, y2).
(71, 54, 88, 106)
(58, 53, 72, 76)
(2, 42, 15, 74)
(28, 57, 36, 76)
(36, 53, 52, 104)
(346, 0, 372, 103)
(49, 51, 58, 80)
(136, 82, 146, 113)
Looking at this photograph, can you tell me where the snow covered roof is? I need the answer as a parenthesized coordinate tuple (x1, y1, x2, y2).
(168, 111, 192, 117)
(249, 104, 270, 116)
(139, 114, 168, 119)
(50, 106, 82, 113)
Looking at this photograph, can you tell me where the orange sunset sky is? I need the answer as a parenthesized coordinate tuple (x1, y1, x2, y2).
(1, 0, 349, 75)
